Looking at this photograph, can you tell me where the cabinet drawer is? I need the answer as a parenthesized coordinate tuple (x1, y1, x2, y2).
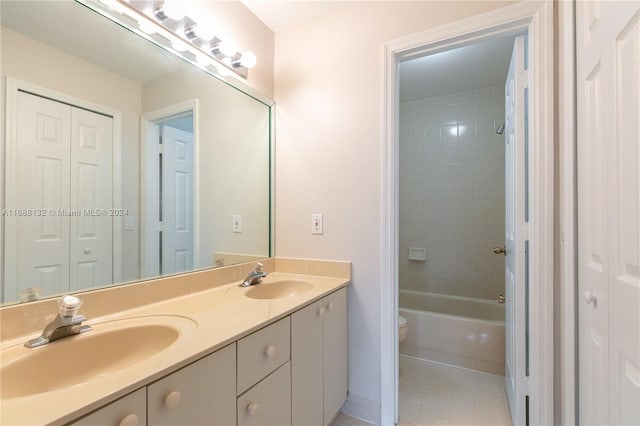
(237, 361, 291, 426)
(237, 316, 290, 394)
(70, 388, 146, 426)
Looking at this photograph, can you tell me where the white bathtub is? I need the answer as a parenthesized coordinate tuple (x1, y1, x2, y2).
(399, 289, 505, 375)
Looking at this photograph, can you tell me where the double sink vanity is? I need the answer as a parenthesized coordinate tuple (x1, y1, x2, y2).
(0, 258, 350, 425)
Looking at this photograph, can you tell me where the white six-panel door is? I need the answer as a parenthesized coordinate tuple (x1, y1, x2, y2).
(504, 35, 527, 426)
(161, 126, 194, 274)
(577, 1, 640, 424)
(12, 91, 72, 300)
(70, 107, 113, 291)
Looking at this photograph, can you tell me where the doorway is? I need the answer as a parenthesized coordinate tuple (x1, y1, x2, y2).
(397, 32, 524, 425)
(141, 101, 198, 277)
(381, 3, 554, 425)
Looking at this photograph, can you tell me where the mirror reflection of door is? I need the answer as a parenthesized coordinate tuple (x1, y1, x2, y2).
(6, 88, 114, 301)
(142, 111, 195, 277)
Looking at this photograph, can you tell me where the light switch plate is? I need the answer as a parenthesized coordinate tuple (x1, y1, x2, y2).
(232, 215, 242, 233)
(311, 213, 323, 235)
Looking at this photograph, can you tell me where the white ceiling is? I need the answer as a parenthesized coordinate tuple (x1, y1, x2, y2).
(241, 0, 352, 32)
(399, 34, 517, 101)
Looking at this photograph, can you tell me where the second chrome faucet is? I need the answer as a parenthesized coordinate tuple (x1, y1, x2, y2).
(239, 262, 268, 287)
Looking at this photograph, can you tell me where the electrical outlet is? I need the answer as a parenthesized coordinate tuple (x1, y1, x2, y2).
(232, 215, 242, 233)
(311, 213, 323, 235)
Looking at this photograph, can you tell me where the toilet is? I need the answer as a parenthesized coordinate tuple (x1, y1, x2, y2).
(399, 315, 408, 343)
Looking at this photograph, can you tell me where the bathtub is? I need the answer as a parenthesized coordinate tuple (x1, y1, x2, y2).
(399, 289, 505, 375)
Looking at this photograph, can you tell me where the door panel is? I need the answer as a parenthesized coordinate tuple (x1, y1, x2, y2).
(161, 126, 194, 274)
(12, 92, 71, 300)
(504, 35, 526, 425)
(70, 107, 113, 291)
(577, 1, 640, 424)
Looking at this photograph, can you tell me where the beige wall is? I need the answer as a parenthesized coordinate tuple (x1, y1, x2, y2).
(0, 27, 142, 284)
(274, 1, 517, 421)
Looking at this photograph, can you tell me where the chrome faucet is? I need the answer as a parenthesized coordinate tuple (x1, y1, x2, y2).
(239, 262, 268, 287)
(25, 295, 92, 348)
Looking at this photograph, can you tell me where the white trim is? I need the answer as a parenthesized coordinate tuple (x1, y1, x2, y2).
(381, 2, 554, 424)
(557, 1, 577, 424)
(3, 77, 123, 300)
(141, 99, 199, 277)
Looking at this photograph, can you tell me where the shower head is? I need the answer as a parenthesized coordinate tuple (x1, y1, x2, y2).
(496, 124, 505, 135)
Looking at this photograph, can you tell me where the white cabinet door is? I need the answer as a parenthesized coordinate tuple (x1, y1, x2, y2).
(70, 388, 146, 426)
(292, 288, 348, 426)
(237, 362, 291, 426)
(292, 299, 324, 426)
(148, 344, 236, 426)
(577, 1, 640, 424)
(323, 287, 348, 425)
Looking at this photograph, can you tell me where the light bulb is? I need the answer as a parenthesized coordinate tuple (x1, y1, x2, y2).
(218, 40, 238, 57)
(197, 25, 215, 41)
(162, 0, 184, 20)
(239, 51, 257, 68)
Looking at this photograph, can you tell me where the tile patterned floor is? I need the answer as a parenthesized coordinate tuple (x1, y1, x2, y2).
(331, 355, 512, 426)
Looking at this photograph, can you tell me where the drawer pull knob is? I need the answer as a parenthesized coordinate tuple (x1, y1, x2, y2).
(317, 307, 326, 316)
(264, 345, 276, 358)
(247, 402, 259, 414)
(164, 390, 181, 408)
(118, 414, 139, 426)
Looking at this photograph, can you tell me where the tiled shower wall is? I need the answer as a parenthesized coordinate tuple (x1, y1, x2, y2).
(399, 86, 505, 300)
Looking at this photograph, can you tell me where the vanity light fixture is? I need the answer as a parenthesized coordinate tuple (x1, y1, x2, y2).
(90, 0, 257, 78)
(153, 0, 184, 21)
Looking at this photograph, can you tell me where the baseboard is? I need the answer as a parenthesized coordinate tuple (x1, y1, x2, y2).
(341, 392, 381, 425)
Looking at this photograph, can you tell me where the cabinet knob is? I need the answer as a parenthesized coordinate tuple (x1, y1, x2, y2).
(317, 307, 326, 316)
(264, 345, 276, 358)
(246, 402, 259, 414)
(164, 390, 181, 409)
(118, 414, 139, 426)
(327, 301, 334, 310)
(83, 248, 91, 254)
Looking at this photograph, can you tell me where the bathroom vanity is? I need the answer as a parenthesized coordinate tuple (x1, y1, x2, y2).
(0, 258, 350, 425)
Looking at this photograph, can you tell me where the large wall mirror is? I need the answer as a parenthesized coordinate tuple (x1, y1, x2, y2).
(0, 0, 273, 305)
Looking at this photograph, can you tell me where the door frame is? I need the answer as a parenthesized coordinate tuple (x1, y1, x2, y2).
(140, 99, 199, 277)
(381, 2, 554, 424)
(2, 77, 123, 300)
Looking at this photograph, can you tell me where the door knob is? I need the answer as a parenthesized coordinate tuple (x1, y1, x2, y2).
(584, 290, 597, 306)
(493, 246, 507, 255)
